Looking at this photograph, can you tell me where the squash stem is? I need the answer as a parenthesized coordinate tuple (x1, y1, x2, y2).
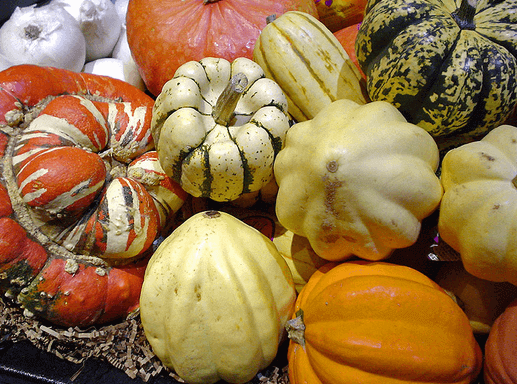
(451, 0, 477, 30)
(512, 175, 517, 189)
(285, 309, 306, 347)
(212, 72, 248, 126)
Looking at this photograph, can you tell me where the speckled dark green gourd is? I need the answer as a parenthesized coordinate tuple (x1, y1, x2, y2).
(355, 0, 517, 143)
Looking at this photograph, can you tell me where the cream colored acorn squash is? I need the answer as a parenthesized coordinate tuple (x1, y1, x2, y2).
(274, 99, 443, 261)
(140, 210, 296, 384)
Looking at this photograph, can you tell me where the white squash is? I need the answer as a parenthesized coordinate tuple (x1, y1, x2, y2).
(140, 210, 297, 384)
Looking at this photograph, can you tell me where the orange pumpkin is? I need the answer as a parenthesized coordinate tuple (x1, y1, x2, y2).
(484, 298, 517, 384)
(286, 260, 483, 384)
(126, 0, 319, 96)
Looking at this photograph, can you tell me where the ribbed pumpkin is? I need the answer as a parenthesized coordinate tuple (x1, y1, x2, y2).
(355, 0, 517, 143)
(484, 298, 517, 384)
(126, 0, 318, 96)
(253, 11, 367, 122)
(286, 261, 483, 384)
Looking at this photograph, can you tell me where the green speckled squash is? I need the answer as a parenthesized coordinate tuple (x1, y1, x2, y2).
(355, 0, 517, 143)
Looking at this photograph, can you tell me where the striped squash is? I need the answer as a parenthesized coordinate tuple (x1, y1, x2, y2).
(0, 65, 187, 327)
(11, 95, 182, 260)
(355, 0, 517, 142)
(253, 11, 368, 122)
(151, 57, 290, 202)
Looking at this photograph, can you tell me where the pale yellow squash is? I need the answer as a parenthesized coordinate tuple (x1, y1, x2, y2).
(274, 99, 443, 261)
(140, 210, 296, 384)
(273, 221, 328, 293)
(253, 11, 367, 122)
(439, 124, 517, 286)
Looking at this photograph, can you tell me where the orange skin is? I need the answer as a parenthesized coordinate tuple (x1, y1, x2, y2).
(126, 0, 319, 96)
(288, 261, 483, 384)
(0, 65, 168, 327)
(484, 298, 517, 384)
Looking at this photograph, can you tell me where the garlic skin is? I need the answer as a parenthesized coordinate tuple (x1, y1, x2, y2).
(51, 0, 83, 22)
(113, 0, 129, 26)
(0, 3, 86, 72)
(78, 0, 122, 62)
(111, 25, 145, 90)
(83, 57, 145, 90)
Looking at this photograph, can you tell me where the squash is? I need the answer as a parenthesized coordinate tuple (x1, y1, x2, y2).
(438, 124, 517, 286)
(151, 57, 290, 202)
(0, 65, 186, 327)
(315, 0, 367, 32)
(140, 210, 296, 384)
(272, 220, 328, 293)
(484, 298, 517, 384)
(435, 261, 517, 334)
(286, 260, 483, 384)
(274, 99, 443, 261)
(355, 0, 517, 143)
(253, 11, 367, 122)
(126, 0, 318, 96)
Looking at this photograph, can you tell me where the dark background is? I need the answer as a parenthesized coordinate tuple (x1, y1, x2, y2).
(0, 0, 51, 27)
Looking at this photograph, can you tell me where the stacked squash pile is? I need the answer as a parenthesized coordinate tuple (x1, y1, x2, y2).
(1, 0, 517, 383)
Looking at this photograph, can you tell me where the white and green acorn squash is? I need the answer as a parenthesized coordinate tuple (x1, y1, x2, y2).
(151, 57, 290, 202)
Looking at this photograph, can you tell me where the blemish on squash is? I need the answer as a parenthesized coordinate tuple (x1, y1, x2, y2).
(480, 152, 496, 162)
(194, 284, 201, 301)
(323, 176, 343, 217)
(326, 160, 338, 173)
(342, 235, 357, 243)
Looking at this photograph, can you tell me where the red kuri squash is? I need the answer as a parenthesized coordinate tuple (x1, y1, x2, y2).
(126, 0, 319, 96)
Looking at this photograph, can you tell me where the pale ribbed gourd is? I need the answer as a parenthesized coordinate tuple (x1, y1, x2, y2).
(151, 57, 290, 202)
(274, 99, 443, 261)
(438, 124, 517, 286)
(140, 210, 297, 384)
